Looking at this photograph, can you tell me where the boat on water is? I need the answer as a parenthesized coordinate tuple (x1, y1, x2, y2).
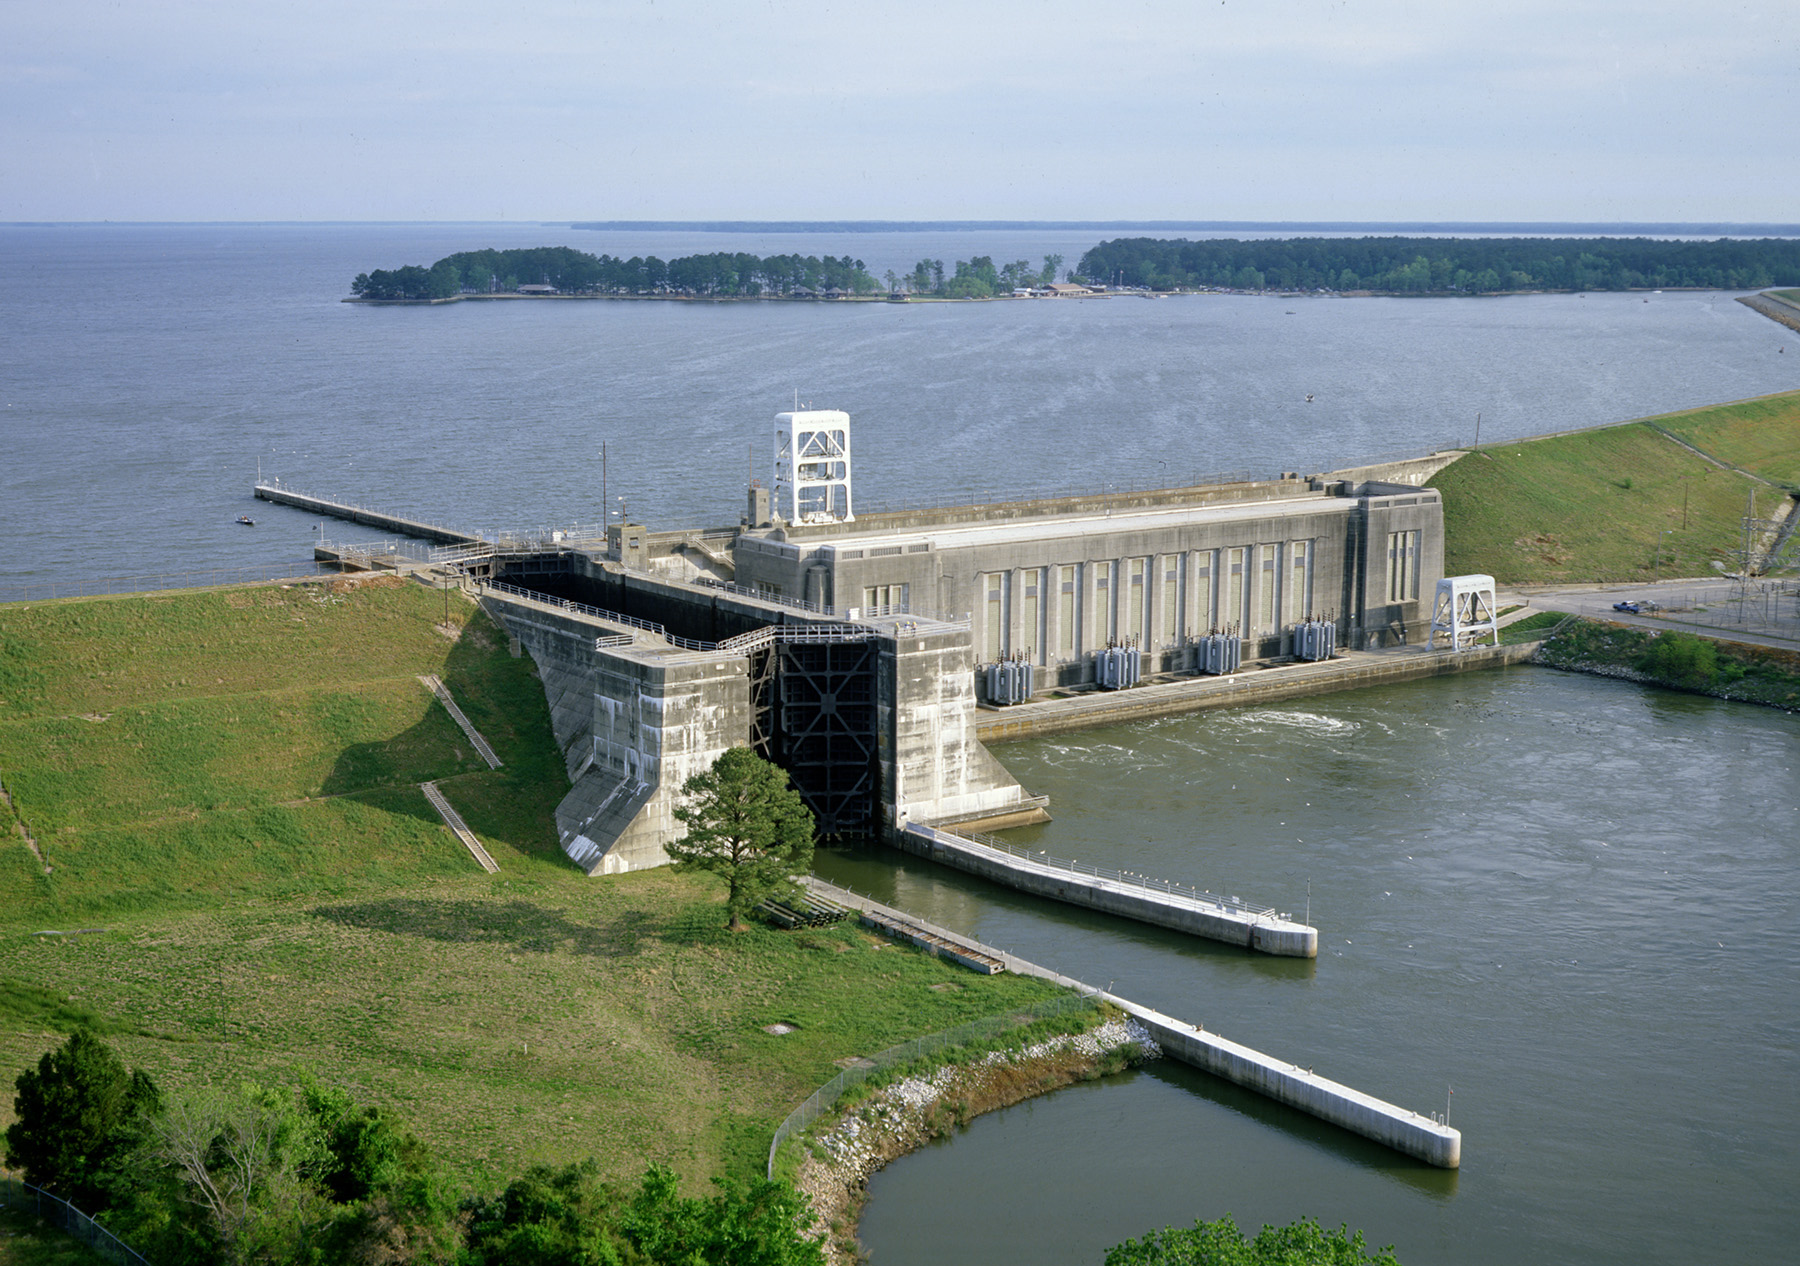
(236, 515, 255, 526)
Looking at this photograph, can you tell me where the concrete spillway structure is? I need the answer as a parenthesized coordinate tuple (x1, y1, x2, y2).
(895, 822, 1317, 957)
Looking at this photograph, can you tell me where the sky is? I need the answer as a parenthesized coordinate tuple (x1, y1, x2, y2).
(3, 0, 1796, 223)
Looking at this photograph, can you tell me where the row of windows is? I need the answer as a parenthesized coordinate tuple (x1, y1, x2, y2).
(982, 544, 1315, 663)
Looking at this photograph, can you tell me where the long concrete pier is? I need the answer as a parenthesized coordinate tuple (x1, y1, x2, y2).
(896, 822, 1317, 957)
(252, 481, 482, 546)
(803, 877, 1459, 1168)
(977, 641, 1538, 742)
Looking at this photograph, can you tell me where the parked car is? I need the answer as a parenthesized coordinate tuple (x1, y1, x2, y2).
(1612, 601, 1641, 614)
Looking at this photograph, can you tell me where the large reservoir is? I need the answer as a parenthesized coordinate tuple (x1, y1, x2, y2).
(3, 225, 1796, 1262)
(3, 224, 1799, 591)
(820, 667, 1799, 1265)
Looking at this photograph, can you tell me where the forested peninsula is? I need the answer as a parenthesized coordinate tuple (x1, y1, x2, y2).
(349, 236, 1800, 302)
(1076, 236, 1800, 294)
(351, 246, 885, 300)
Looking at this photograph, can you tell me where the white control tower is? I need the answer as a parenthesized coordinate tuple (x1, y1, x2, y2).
(774, 409, 854, 524)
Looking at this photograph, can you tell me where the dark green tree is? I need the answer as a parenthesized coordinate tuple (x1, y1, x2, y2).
(5, 1028, 160, 1211)
(668, 747, 815, 930)
(1638, 631, 1719, 690)
(1105, 1214, 1401, 1265)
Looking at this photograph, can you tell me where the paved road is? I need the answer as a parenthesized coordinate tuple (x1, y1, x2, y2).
(1505, 576, 1800, 650)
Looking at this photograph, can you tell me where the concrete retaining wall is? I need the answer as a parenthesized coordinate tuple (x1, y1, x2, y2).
(896, 824, 1317, 957)
(1115, 999, 1460, 1168)
(802, 877, 1458, 1168)
(978, 642, 1538, 743)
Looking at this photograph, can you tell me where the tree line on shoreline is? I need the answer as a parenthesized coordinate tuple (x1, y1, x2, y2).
(351, 247, 886, 300)
(1075, 235, 1800, 294)
(349, 247, 1079, 301)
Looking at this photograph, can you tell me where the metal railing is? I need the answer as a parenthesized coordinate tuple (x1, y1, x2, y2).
(714, 623, 873, 654)
(932, 824, 1288, 923)
(482, 579, 917, 656)
(852, 470, 1264, 516)
(479, 579, 721, 651)
(765, 991, 1102, 1179)
(253, 478, 485, 543)
(0, 1177, 150, 1266)
(0, 563, 339, 604)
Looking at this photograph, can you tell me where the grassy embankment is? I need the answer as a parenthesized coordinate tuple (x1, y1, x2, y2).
(1427, 389, 1800, 583)
(0, 577, 1069, 1196)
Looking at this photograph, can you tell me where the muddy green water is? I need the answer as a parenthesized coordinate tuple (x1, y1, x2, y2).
(813, 665, 1799, 1266)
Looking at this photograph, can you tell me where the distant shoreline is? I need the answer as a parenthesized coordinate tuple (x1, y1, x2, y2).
(340, 285, 1752, 306)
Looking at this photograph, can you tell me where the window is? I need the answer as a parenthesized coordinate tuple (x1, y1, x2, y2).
(1022, 569, 1044, 663)
(1160, 555, 1180, 644)
(1226, 547, 1246, 633)
(983, 572, 1008, 659)
(1256, 544, 1279, 633)
(1126, 558, 1147, 643)
(1094, 561, 1118, 645)
(1193, 550, 1216, 632)
(862, 583, 908, 614)
(1387, 530, 1420, 602)
(1057, 564, 1079, 657)
(1288, 540, 1312, 622)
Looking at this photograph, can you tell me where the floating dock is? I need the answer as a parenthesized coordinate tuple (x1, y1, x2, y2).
(896, 822, 1317, 957)
(803, 877, 1458, 1167)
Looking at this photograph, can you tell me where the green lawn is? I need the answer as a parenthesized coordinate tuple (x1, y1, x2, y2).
(1428, 422, 1755, 582)
(0, 577, 1072, 1195)
(1646, 388, 1800, 486)
(0, 1205, 108, 1266)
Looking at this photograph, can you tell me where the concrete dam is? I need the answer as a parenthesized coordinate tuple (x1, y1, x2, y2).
(442, 410, 1454, 924)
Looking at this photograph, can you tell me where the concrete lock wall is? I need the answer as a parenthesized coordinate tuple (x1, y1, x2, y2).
(480, 590, 752, 874)
(877, 624, 1041, 831)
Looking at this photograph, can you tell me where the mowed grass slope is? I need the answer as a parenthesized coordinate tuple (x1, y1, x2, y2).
(1428, 391, 1799, 583)
(0, 577, 569, 916)
(1650, 389, 1800, 486)
(0, 577, 1070, 1192)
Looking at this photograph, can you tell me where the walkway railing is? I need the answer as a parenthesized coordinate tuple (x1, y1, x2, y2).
(0, 1177, 150, 1266)
(766, 991, 1102, 1179)
(943, 825, 1286, 922)
(481, 579, 886, 656)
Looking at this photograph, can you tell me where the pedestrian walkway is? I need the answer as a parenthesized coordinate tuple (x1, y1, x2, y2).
(420, 780, 500, 873)
(418, 674, 503, 768)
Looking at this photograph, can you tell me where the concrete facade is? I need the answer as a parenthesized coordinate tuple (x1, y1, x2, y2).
(479, 589, 754, 874)
(733, 475, 1445, 687)
(478, 578, 1040, 873)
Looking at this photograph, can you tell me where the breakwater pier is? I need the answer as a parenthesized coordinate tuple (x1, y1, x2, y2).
(253, 479, 483, 546)
(798, 877, 1458, 1168)
(896, 822, 1317, 957)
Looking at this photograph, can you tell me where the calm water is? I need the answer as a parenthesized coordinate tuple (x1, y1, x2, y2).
(823, 669, 1800, 1265)
(3, 224, 1798, 590)
(4, 226, 1797, 1262)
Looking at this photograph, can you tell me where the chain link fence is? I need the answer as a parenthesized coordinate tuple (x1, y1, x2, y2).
(0, 1177, 150, 1265)
(766, 990, 1102, 1179)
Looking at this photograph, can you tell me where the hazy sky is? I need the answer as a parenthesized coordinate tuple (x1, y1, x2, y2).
(4, 1, 1795, 222)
